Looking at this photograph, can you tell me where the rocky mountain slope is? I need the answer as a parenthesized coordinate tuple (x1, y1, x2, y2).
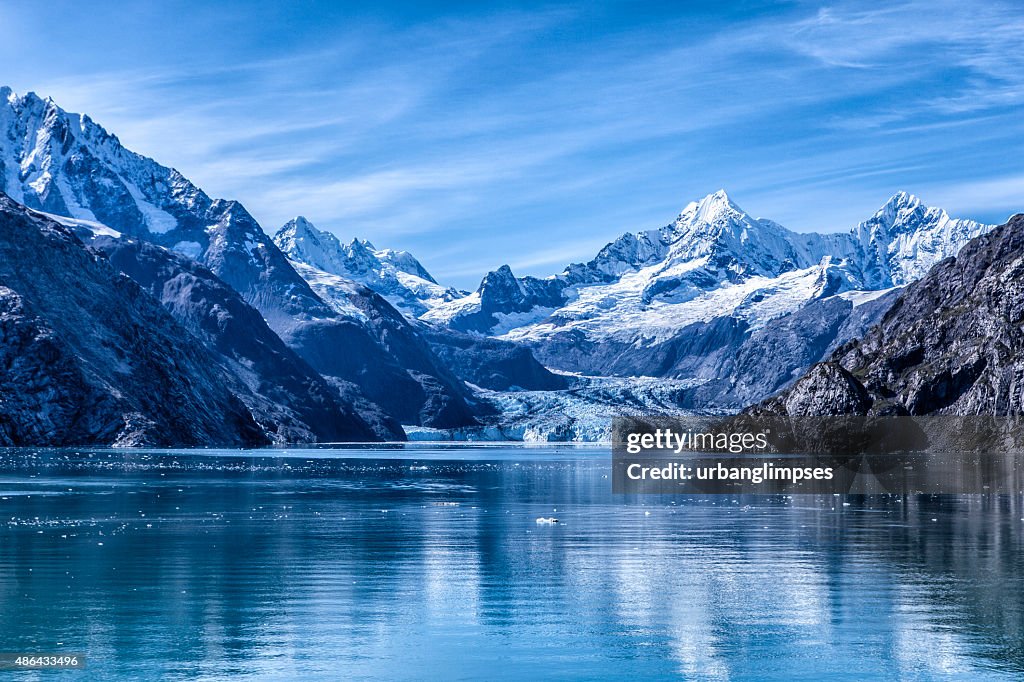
(0, 195, 269, 446)
(88, 234, 401, 442)
(0, 88, 477, 431)
(758, 213, 1024, 417)
(284, 257, 563, 406)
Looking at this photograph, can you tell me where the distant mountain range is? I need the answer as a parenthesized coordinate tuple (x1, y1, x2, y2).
(0, 86, 1014, 444)
(277, 186, 994, 413)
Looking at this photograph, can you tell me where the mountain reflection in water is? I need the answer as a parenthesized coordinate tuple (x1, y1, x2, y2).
(0, 446, 1021, 680)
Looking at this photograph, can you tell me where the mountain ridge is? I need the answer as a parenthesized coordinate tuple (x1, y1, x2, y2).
(420, 189, 992, 340)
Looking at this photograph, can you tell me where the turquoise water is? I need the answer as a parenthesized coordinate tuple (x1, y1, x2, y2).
(1, 445, 1023, 680)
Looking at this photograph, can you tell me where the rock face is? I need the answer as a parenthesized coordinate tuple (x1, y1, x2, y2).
(91, 236, 400, 442)
(0, 195, 267, 447)
(697, 290, 899, 407)
(757, 362, 874, 417)
(758, 214, 1024, 416)
(0, 88, 477, 431)
(421, 265, 567, 335)
(422, 328, 569, 392)
(279, 261, 480, 428)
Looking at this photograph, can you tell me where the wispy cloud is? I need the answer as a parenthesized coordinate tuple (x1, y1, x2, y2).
(924, 174, 1024, 219)
(2, 1, 1021, 286)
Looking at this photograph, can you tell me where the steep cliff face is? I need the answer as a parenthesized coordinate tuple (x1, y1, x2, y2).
(758, 214, 1024, 417)
(92, 237, 400, 442)
(0, 195, 267, 446)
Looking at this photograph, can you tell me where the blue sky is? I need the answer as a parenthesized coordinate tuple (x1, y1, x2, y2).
(2, 1, 1022, 287)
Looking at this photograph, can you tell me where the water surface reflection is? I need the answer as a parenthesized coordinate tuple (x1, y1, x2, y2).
(0, 447, 1021, 680)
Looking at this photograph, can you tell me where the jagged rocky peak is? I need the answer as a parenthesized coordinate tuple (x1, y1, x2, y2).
(667, 189, 768, 249)
(478, 264, 565, 313)
(277, 215, 318, 241)
(342, 238, 390, 276)
(276, 215, 438, 283)
(564, 189, 847, 288)
(275, 215, 461, 317)
(663, 190, 851, 280)
(674, 189, 743, 230)
(275, 215, 352, 274)
(479, 264, 521, 294)
(850, 190, 992, 288)
(868, 191, 943, 235)
(0, 87, 211, 237)
(374, 246, 437, 283)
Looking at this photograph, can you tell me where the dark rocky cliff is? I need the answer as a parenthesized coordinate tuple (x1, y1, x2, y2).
(93, 237, 401, 442)
(757, 214, 1024, 417)
(0, 195, 267, 446)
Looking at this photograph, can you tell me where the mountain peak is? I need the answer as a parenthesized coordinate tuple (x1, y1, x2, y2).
(290, 215, 315, 229)
(866, 191, 934, 233)
(881, 190, 923, 213)
(11, 89, 50, 114)
(275, 216, 339, 259)
(279, 215, 324, 241)
(675, 189, 748, 228)
(852, 191, 993, 287)
(347, 237, 377, 252)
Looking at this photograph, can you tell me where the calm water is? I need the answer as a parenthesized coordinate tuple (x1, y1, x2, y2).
(1, 445, 1023, 681)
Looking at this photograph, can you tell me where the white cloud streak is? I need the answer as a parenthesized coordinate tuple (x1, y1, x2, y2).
(2, 1, 1021, 286)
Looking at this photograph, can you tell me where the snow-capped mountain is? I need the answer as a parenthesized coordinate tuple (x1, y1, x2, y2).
(850, 190, 992, 289)
(565, 190, 849, 288)
(423, 190, 991, 343)
(274, 216, 465, 317)
(759, 211, 1024, 419)
(0, 88, 480, 432)
(0, 88, 320, 307)
(268, 182, 994, 416)
(0, 85, 1004, 441)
